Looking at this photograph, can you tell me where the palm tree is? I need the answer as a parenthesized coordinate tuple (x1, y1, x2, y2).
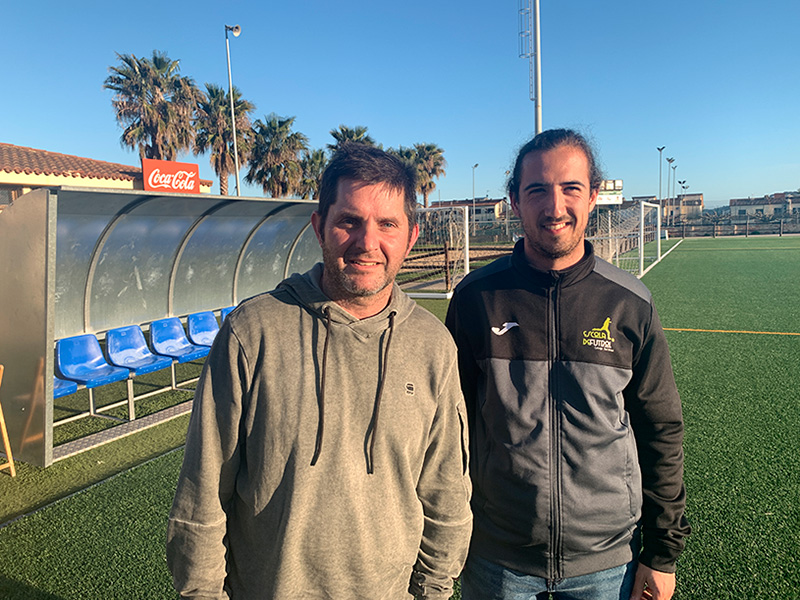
(194, 83, 255, 195)
(245, 114, 309, 198)
(387, 144, 419, 191)
(327, 125, 376, 151)
(413, 143, 447, 208)
(104, 50, 201, 160)
(388, 144, 447, 208)
(298, 149, 328, 200)
(388, 145, 416, 167)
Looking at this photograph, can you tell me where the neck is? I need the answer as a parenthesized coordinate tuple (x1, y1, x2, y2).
(319, 275, 393, 320)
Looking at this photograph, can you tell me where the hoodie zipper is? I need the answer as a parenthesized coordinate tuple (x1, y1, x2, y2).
(547, 276, 564, 582)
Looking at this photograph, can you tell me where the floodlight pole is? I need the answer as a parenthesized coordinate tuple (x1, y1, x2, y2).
(519, 0, 543, 134)
(225, 24, 242, 197)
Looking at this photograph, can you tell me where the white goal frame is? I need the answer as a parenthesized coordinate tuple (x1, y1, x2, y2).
(401, 205, 470, 299)
(590, 200, 666, 277)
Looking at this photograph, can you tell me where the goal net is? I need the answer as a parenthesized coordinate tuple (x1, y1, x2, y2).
(589, 201, 662, 276)
(399, 205, 470, 298)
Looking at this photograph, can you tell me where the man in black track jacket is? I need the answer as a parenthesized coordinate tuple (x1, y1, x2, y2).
(446, 129, 690, 600)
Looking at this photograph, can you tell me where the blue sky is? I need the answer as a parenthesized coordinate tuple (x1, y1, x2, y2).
(3, 0, 798, 208)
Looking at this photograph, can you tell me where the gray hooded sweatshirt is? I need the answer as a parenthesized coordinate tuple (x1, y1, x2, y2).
(167, 264, 472, 599)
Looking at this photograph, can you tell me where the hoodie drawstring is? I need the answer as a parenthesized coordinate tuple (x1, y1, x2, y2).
(310, 307, 332, 466)
(310, 307, 396, 474)
(366, 311, 395, 474)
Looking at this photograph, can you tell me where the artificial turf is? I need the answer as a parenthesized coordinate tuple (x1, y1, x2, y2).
(0, 235, 798, 598)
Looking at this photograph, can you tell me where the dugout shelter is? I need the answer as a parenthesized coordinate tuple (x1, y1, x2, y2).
(0, 187, 319, 467)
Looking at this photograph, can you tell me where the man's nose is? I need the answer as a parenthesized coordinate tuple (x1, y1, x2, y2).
(542, 189, 567, 218)
(355, 222, 380, 251)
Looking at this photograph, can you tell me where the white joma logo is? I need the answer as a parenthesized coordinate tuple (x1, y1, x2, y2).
(491, 322, 519, 336)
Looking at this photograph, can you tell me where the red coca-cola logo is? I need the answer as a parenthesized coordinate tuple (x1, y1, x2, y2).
(142, 158, 200, 193)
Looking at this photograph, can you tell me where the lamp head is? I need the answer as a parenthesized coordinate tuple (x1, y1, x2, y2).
(226, 24, 241, 37)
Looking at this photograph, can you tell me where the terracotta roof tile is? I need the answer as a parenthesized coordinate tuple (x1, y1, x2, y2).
(0, 142, 212, 186)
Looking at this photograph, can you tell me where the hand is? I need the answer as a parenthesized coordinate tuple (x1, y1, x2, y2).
(629, 563, 676, 600)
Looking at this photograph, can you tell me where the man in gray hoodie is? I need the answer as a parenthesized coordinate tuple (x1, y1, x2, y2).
(167, 143, 472, 600)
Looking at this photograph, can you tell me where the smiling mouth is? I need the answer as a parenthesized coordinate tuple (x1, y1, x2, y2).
(347, 258, 383, 267)
(542, 221, 572, 232)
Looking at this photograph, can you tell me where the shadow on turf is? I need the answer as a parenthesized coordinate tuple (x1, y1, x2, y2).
(0, 575, 66, 600)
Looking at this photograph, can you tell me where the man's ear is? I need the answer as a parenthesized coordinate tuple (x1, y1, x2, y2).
(405, 223, 420, 258)
(588, 189, 598, 213)
(510, 194, 521, 219)
(311, 211, 324, 244)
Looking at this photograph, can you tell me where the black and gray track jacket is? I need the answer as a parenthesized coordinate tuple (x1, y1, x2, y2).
(445, 240, 690, 580)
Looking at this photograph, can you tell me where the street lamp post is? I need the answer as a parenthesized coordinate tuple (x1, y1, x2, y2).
(504, 170, 511, 236)
(665, 157, 674, 226)
(472, 163, 479, 235)
(671, 164, 678, 226)
(225, 24, 242, 197)
(678, 180, 687, 224)
(657, 146, 665, 223)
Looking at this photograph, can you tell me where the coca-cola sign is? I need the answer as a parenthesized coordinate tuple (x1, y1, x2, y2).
(142, 158, 200, 193)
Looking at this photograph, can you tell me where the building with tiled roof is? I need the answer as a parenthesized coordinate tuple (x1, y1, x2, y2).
(0, 142, 212, 205)
(730, 193, 798, 217)
(430, 197, 509, 223)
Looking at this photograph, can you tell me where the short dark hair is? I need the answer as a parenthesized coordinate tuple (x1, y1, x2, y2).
(507, 129, 603, 199)
(317, 142, 418, 229)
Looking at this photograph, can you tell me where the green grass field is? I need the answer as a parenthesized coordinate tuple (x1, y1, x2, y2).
(1, 235, 799, 598)
(644, 237, 800, 597)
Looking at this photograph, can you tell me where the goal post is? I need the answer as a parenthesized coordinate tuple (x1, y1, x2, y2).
(639, 201, 661, 276)
(588, 200, 663, 277)
(400, 205, 470, 299)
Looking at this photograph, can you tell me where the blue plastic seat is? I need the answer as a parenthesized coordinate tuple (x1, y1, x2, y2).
(150, 317, 210, 390)
(150, 318, 209, 363)
(56, 335, 130, 388)
(56, 334, 131, 419)
(107, 325, 173, 376)
(221, 306, 235, 321)
(106, 325, 175, 419)
(188, 311, 220, 347)
(53, 376, 78, 399)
